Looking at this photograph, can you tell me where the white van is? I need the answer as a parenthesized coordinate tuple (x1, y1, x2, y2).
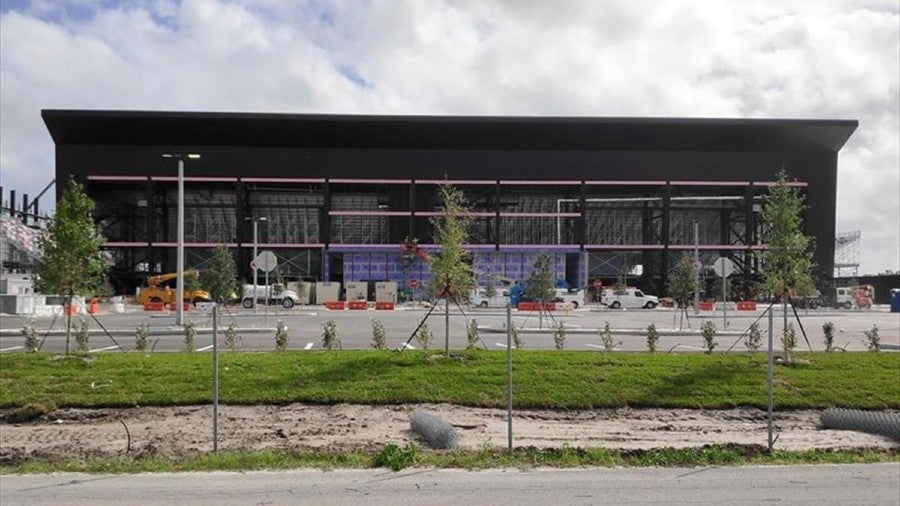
(552, 288, 585, 309)
(470, 288, 510, 308)
(601, 287, 659, 309)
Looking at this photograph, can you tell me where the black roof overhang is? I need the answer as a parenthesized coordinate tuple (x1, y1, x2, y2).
(41, 109, 857, 153)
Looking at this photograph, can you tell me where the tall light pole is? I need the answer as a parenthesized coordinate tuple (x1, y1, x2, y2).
(163, 153, 201, 326)
(246, 216, 267, 313)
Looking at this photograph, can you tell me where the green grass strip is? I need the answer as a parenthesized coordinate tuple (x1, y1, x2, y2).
(1, 350, 898, 410)
(2, 446, 897, 474)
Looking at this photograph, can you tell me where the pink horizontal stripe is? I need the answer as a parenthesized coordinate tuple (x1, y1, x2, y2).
(151, 242, 239, 248)
(88, 175, 148, 182)
(416, 211, 496, 218)
(585, 180, 667, 186)
(241, 177, 326, 183)
(329, 211, 411, 216)
(184, 177, 237, 182)
(500, 212, 581, 218)
(241, 243, 324, 248)
(669, 244, 754, 250)
(103, 241, 149, 247)
(499, 244, 579, 249)
(754, 181, 808, 187)
(330, 178, 412, 184)
(415, 180, 497, 185)
(669, 181, 750, 187)
(328, 243, 396, 248)
(149, 176, 236, 182)
(499, 180, 581, 186)
(584, 244, 666, 250)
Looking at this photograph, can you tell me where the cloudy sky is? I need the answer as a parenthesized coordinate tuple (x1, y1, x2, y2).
(1, 0, 898, 274)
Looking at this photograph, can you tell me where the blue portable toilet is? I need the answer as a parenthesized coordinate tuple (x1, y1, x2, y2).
(890, 288, 900, 313)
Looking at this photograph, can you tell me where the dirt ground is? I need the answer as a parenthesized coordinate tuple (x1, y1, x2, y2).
(1, 403, 896, 464)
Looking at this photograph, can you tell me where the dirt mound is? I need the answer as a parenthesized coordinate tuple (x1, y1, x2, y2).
(1, 404, 896, 462)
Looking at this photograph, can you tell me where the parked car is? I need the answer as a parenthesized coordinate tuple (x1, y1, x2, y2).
(241, 283, 300, 309)
(552, 288, 585, 309)
(601, 287, 659, 309)
(470, 288, 511, 308)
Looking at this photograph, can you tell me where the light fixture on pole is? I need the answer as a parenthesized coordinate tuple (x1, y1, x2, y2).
(163, 153, 201, 326)
(245, 216, 267, 313)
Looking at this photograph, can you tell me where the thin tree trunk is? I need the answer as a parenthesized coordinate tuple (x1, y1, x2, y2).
(65, 292, 73, 355)
(445, 295, 450, 355)
(539, 299, 543, 329)
(782, 296, 790, 363)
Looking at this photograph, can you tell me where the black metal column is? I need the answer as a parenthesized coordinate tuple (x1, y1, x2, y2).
(660, 183, 671, 295)
(578, 182, 586, 249)
(494, 180, 501, 251)
(409, 180, 416, 240)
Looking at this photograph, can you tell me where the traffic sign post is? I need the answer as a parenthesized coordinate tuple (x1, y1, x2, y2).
(713, 257, 735, 328)
(251, 251, 278, 323)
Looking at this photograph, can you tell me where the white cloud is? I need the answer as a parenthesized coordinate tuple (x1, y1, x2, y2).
(1, 0, 897, 273)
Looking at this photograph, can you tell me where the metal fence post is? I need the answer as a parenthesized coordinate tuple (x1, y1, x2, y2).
(212, 304, 219, 453)
(767, 305, 774, 452)
(507, 302, 513, 455)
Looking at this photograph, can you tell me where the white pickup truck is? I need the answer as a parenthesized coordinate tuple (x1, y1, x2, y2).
(241, 284, 301, 309)
(470, 288, 510, 308)
(552, 288, 585, 309)
(601, 287, 659, 309)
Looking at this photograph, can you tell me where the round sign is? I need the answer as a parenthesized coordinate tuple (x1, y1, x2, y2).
(592, 279, 602, 289)
(408, 279, 420, 288)
(713, 257, 735, 277)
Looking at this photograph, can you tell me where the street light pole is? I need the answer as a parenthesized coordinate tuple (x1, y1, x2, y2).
(246, 216, 267, 314)
(176, 157, 185, 325)
(252, 219, 258, 313)
(163, 153, 200, 326)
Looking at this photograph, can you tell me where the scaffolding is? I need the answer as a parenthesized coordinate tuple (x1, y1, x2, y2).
(834, 230, 861, 278)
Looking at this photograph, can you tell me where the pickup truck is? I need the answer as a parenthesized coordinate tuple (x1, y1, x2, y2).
(241, 284, 301, 309)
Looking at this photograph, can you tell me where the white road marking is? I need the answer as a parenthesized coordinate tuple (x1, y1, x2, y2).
(585, 344, 603, 348)
(304, 342, 314, 350)
(0, 346, 24, 352)
(402, 343, 416, 350)
(495, 343, 510, 348)
(197, 345, 214, 352)
(89, 345, 120, 353)
(669, 344, 705, 351)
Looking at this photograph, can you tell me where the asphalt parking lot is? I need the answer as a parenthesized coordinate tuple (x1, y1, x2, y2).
(1, 302, 897, 354)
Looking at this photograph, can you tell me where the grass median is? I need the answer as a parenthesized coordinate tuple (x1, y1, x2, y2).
(2, 350, 898, 410)
(3, 446, 898, 474)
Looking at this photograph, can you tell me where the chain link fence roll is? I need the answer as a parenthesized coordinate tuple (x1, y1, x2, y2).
(820, 408, 900, 442)
(410, 411, 458, 449)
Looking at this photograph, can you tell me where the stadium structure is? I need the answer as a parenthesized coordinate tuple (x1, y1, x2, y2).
(39, 110, 857, 299)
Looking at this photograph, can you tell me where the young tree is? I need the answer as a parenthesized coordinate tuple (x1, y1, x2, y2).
(201, 246, 240, 304)
(36, 178, 107, 355)
(668, 253, 699, 330)
(759, 170, 816, 363)
(428, 183, 475, 354)
(525, 252, 556, 329)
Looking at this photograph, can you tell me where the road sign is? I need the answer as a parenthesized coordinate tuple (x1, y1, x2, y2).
(713, 257, 734, 277)
(251, 251, 278, 273)
(592, 279, 602, 289)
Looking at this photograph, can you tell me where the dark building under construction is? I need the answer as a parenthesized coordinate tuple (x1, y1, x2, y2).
(40, 110, 857, 298)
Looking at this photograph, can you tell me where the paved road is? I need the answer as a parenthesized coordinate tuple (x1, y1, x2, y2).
(2, 305, 897, 353)
(2, 464, 899, 505)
